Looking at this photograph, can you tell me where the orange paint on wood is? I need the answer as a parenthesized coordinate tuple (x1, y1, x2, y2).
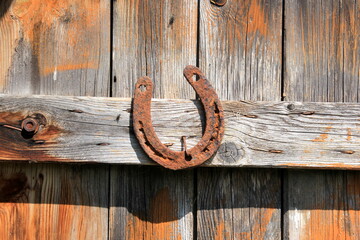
(247, 0, 269, 38)
(42, 63, 98, 76)
(6, 0, 104, 77)
(300, 210, 353, 240)
(281, 162, 360, 170)
(252, 208, 276, 239)
(214, 223, 231, 240)
(312, 133, 329, 142)
(347, 128, 352, 141)
(312, 126, 332, 142)
(214, 208, 276, 239)
(0, 166, 107, 239)
(228, 0, 274, 55)
(0, 0, 20, 90)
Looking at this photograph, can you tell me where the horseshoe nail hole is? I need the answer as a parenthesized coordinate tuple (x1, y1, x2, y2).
(185, 153, 192, 161)
(192, 74, 200, 82)
(140, 85, 147, 92)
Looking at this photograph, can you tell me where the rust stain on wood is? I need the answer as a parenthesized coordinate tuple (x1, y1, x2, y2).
(0, 111, 67, 162)
(126, 187, 181, 240)
(269, 149, 283, 154)
(341, 150, 355, 154)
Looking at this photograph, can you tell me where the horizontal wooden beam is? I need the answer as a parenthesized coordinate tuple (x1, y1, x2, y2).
(1, 95, 360, 169)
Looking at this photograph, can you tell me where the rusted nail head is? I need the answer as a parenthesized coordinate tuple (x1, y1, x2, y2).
(210, 0, 227, 7)
(21, 118, 39, 133)
(287, 104, 295, 111)
(301, 111, 315, 115)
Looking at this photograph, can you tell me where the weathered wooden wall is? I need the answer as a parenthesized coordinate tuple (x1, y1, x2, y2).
(197, 0, 282, 238)
(283, 0, 360, 239)
(110, 1, 197, 239)
(0, 0, 110, 239)
(0, 0, 359, 239)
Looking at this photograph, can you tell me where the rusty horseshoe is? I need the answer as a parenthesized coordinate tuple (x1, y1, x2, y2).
(132, 65, 225, 170)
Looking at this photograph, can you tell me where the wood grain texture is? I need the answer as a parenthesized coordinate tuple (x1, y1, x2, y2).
(0, 163, 109, 240)
(197, 169, 281, 239)
(197, 0, 282, 239)
(0, 0, 110, 239)
(112, 0, 197, 99)
(284, 170, 360, 240)
(110, 0, 197, 239)
(3, 96, 360, 169)
(0, 0, 110, 96)
(110, 166, 194, 240)
(199, 0, 282, 101)
(284, 0, 360, 239)
(284, 0, 360, 103)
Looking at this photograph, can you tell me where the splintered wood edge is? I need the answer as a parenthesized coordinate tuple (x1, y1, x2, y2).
(1, 94, 360, 169)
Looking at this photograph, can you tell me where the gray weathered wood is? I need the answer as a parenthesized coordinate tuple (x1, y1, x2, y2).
(3, 95, 360, 169)
(110, 0, 197, 239)
(199, 0, 282, 101)
(0, 0, 110, 96)
(284, 0, 360, 238)
(198, 0, 283, 239)
(0, 0, 110, 238)
(112, 0, 197, 99)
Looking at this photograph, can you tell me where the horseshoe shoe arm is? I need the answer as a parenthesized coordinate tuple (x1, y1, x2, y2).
(132, 65, 225, 170)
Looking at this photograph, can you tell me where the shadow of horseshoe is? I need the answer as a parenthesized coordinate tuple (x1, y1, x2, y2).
(0, 0, 13, 20)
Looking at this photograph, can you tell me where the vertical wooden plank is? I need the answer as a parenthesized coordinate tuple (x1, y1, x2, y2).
(284, 170, 360, 240)
(0, 0, 110, 96)
(198, 0, 282, 239)
(110, 0, 198, 239)
(112, 0, 197, 99)
(0, 0, 110, 239)
(197, 169, 281, 240)
(0, 163, 109, 240)
(284, 0, 360, 239)
(199, 0, 282, 101)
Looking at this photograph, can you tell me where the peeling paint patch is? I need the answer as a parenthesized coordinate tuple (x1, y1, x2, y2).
(44, 63, 98, 77)
(312, 126, 332, 142)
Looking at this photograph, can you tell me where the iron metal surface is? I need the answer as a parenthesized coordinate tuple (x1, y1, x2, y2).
(132, 65, 225, 170)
